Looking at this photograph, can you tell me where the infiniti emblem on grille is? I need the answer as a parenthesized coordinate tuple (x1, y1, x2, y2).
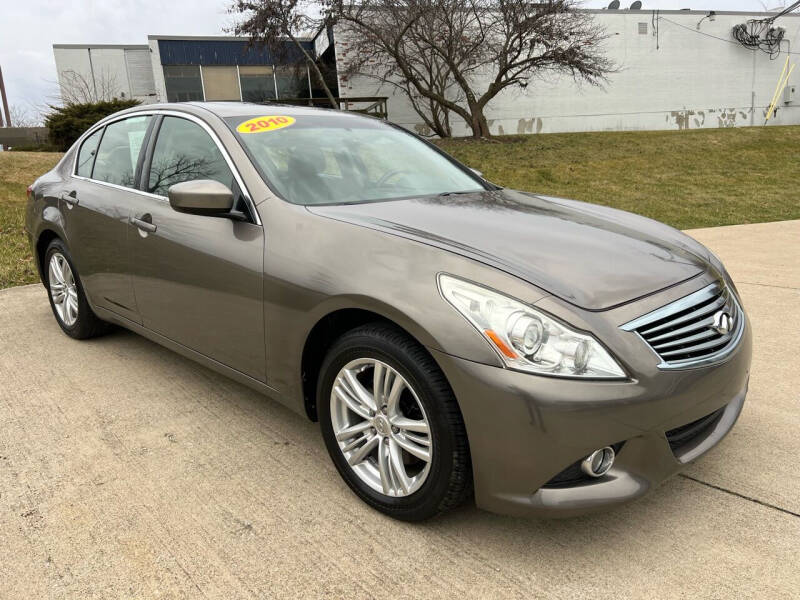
(712, 311, 732, 335)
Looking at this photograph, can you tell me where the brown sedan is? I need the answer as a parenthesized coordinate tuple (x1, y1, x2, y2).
(25, 103, 751, 520)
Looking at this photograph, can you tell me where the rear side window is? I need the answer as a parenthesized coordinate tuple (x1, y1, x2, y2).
(147, 116, 235, 197)
(76, 128, 102, 177)
(92, 116, 152, 188)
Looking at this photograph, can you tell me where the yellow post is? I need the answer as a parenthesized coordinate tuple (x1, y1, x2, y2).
(766, 63, 795, 124)
(769, 57, 790, 105)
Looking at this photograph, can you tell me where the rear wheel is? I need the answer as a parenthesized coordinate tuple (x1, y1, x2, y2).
(44, 239, 109, 339)
(318, 323, 471, 521)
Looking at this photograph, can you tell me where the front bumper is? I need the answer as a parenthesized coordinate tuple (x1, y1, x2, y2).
(430, 313, 752, 518)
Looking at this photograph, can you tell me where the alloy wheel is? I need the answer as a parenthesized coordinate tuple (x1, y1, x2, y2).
(330, 358, 432, 497)
(48, 253, 79, 327)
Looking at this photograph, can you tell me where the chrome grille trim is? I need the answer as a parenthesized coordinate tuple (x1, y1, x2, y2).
(621, 282, 744, 370)
(647, 315, 717, 343)
(652, 328, 717, 350)
(637, 293, 727, 336)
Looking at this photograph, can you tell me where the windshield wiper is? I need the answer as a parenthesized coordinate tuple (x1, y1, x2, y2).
(438, 190, 479, 197)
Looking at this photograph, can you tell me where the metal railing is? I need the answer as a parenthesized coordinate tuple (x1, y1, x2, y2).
(267, 97, 388, 119)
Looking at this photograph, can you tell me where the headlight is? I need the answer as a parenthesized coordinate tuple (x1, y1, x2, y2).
(438, 274, 626, 379)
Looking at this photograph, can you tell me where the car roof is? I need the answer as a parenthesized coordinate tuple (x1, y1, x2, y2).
(125, 101, 370, 121)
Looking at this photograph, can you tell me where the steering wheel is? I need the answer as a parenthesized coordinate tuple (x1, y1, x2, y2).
(376, 169, 411, 187)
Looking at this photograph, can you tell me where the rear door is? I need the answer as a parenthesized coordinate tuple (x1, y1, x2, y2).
(63, 115, 153, 323)
(127, 114, 266, 381)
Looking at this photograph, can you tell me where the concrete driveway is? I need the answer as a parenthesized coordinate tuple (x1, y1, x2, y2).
(1, 220, 798, 599)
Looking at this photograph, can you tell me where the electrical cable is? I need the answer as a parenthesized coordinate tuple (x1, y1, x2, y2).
(655, 14, 800, 58)
(660, 17, 742, 47)
(652, 9, 659, 50)
(732, 19, 785, 58)
(731, 2, 800, 58)
(772, 1, 800, 21)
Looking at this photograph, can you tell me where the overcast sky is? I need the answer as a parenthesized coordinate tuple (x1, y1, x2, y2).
(0, 0, 790, 124)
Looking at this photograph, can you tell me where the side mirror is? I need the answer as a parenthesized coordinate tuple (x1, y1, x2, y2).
(168, 180, 234, 216)
(470, 167, 483, 178)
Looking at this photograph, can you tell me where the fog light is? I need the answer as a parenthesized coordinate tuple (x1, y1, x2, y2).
(580, 446, 615, 478)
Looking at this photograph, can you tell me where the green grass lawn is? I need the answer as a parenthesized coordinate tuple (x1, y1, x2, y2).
(0, 152, 62, 289)
(437, 125, 800, 230)
(1, 125, 799, 289)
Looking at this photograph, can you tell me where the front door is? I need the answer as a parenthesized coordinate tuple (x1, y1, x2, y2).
(127, 115, 266, 382)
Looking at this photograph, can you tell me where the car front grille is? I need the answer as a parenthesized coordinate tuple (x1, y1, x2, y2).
(621, 281, 744, 369)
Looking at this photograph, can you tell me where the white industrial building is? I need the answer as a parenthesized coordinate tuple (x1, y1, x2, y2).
(53, 8, 800, 136)
(52, 44, 157, 104)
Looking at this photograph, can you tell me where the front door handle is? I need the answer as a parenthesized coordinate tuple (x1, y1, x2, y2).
(130, 216, 157, 233)
(61, 191, 79, 206)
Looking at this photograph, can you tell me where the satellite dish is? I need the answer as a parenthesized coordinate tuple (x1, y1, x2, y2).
(608, 0, 621, 8)
(630, 1, 643, 8)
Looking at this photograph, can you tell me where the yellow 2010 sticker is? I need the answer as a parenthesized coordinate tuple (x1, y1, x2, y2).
(237, 115, 296, 134)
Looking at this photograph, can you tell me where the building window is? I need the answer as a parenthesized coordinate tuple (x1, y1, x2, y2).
(202, 66, 241, 101)
(239, 65, 276, 102)
(275, 65, 310, 99)
(638, 22, 648, 35)
(163, 65, 204, 102)
(125, 48, 156, 98)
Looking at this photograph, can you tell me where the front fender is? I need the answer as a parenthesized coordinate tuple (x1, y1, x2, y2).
(302, 293, 442, 351)
(261, 197, 550, 414)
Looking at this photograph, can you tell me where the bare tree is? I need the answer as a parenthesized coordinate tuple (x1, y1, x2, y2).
(340, 11, 462, 136)
(8, 104, 40, 127)
(329, 0, 613, 138)
(229, 0, 340, 109)
(402, 73, 458, 137)
(757, 2, 787, 11)
(59, 68, 122, 105)
(147, 155, 218, 195)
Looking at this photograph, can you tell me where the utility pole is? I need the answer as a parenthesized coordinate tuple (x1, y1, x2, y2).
(0, 64, 11, 127)
(0, 65, 9, 150)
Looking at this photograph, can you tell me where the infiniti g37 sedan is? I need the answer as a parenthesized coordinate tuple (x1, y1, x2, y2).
(25, 103, 752, 520)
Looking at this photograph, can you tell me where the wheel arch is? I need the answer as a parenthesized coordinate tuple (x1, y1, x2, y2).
(300, 306, 443, 422)
(34, 228, 62, 284)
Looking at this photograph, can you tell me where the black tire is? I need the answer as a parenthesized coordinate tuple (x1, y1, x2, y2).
(318, 323, 472, 521)
(43, 238, 110, 339)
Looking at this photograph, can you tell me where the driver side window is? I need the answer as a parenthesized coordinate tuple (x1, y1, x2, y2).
(148, 116, 235, 197)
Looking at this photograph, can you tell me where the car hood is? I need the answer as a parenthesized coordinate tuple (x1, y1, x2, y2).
(307, 189, 711, 311)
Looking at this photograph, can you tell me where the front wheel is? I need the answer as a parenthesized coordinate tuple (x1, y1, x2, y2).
(318, 323, 472, 521)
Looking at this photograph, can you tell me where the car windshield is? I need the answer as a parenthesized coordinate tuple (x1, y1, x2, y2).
(226, 114, 485, 205)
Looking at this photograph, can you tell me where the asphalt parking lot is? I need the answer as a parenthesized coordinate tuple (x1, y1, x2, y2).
(1, 220, 798, 599)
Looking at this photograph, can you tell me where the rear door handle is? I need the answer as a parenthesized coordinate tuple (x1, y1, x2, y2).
(130, 216, 157, 233)
(61, 191, 79, 206)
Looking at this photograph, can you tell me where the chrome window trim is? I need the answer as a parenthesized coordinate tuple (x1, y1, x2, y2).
(70, 174, 169, 202)
(621, 282, 746, 371)
(69, 109, 262, 226)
